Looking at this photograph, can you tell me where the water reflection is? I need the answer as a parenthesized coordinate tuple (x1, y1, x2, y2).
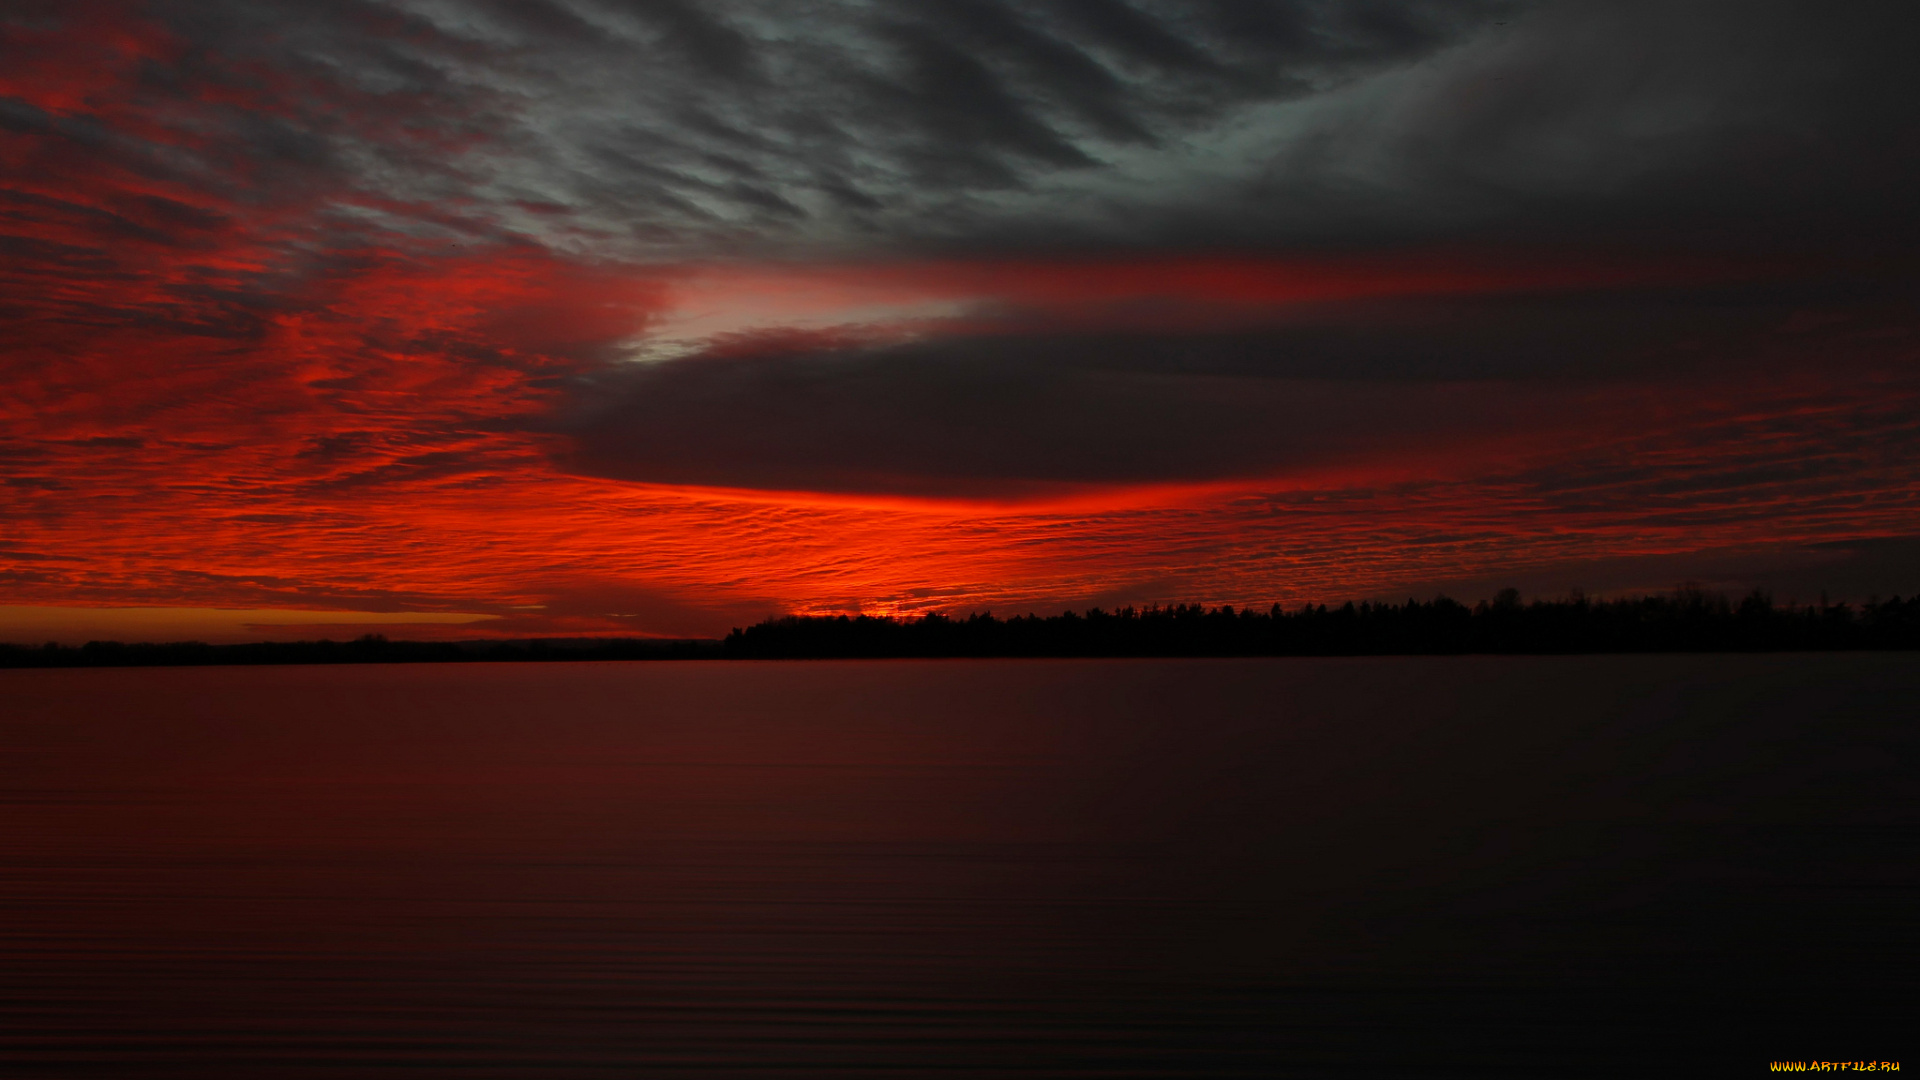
(2, 657, 1913, 1075)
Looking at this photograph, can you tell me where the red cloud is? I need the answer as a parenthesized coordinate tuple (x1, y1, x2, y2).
(4, 6, 1918, 639)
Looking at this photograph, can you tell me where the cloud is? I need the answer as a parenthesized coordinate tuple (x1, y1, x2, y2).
(562, 249, 1919, 496)
(10, 1, 1913, 261)
(3, 0, 1919, 635)
(4, 0, 1529, 257)
(0, 605, 496, 646)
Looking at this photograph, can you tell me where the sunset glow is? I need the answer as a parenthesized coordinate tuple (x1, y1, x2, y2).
(5, 1, 1917, 641)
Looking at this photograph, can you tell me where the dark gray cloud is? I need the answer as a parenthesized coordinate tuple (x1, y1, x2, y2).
(1203, 0, 1920, 253)
(0, 0, 1520, 254)
(13, 0, 1911, 258)
(565, 336, 1526, 494)
(559, 271, 1920, 496)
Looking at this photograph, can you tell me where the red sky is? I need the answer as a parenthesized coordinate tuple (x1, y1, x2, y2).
(4, 1, 1918, 641)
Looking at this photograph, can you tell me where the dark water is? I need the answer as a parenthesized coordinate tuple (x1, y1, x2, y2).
(2, 656, 1913, 1076)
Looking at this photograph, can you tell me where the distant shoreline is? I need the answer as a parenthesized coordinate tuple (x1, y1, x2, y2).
(0, 636, 722, 669)
(6, 589, 1918, 668)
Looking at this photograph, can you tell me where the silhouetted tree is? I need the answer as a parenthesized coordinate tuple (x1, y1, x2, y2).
(8, 590, 1918, 667)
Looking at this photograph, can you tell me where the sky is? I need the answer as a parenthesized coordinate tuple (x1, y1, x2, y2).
(3, 0, 1918, 642)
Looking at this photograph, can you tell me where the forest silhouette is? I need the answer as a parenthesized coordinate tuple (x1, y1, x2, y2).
(722, 588, 1920, 658)
(5, 588, 1919, 667)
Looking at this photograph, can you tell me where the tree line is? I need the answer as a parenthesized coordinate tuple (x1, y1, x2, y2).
(721, 588, 1920, 658)
(5, 589, 1918, 667)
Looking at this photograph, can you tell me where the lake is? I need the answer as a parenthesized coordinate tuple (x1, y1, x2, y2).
(2, 656, 1913, 1075)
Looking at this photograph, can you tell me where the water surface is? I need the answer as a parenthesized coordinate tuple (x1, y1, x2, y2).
(3, 656, 1914, 1075)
